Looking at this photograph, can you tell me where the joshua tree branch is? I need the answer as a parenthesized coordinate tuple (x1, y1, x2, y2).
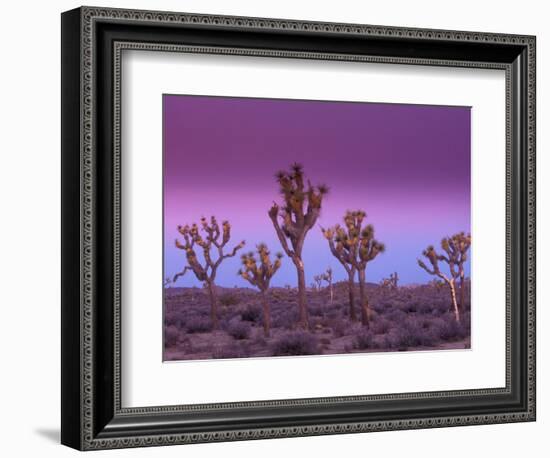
(269, 211, 294, 257)
(219, 242, 244, 263)
(326, 235, 352, 275)
(172, 266, 191, 283)
(417, 259, 436, 276)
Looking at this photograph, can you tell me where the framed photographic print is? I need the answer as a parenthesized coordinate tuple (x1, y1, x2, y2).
(61, 6, 536, 450)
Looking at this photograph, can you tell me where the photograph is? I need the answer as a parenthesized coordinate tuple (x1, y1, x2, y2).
(163, 95, 472, 361)
(53, 2, 537, 452)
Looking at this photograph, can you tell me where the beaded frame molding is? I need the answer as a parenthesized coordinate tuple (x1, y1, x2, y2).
(61, 6, 536, 451)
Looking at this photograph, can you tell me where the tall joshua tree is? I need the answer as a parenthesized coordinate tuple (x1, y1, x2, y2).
(173, 216, 245, 329)
(238, 243, 283, 337)
(323, 211, 385, 325)
(268, 163, 328, 329)
(417, 232, 471, 322)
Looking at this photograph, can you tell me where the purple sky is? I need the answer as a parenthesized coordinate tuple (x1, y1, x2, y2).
(164, 95, 471, 287)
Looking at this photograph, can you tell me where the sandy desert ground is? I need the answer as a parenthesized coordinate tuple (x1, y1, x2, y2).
(164, 281, 470, 361)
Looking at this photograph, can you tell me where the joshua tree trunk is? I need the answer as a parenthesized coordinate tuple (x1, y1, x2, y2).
(459, 273, 465, 313)
(295, 258, 309, 330)
(206, 281, 219, 330)
(348, 270, 357, 321)
(260, 290, 271, 337)
(446, 278, 460, 323)
(358, 269, 370, 326)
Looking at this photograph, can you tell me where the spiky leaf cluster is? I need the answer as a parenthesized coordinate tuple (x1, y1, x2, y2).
(268, 163, 328, 257)
(322, 210, 385, 271)
(238, 243, 283, 292)
(417, 245, 442, 277)
(440, 232, 471, 277)
(315, 268, 333, 286)
(173, 216, 245, 283)
(418, 232, 471, 280)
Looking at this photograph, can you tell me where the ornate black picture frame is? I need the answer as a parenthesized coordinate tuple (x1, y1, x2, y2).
(61, 6, 536, 451)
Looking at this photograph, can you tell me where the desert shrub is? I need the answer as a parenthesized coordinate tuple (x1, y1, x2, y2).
(320, 337, 332, 345)
(432, 301, 451, 316)
(165, 325, 180, 346)
(272, 309, 297, 329)
(416, 302, 436, 314)
(385, 309, 407, 325)
(219, 292, 240, 307)
(326, 310, 340, 320)
(382, 298, 405, 310)
(433, 313, 470, 341)
(333, 301, 344, 310)
(253, 334, 267, 346)
(393, 318, 439, 349)
(271, 331, 319, 356)
(400, 301, 419, 313)
(323, 317, 348, 337)
(309, 304, 325, 317)
(164, 310, 187, 329)
(370, 317, 391, 335)
(373, 331, 401, 350)
(183, 306, 210, 319)
(213, 343, 250, 359)
(370, 301, 385, 314)
(240, 304, 262, 323)
(354, 330, 375, 350)
(226, 320, 251, 340)
(185, 317, 211, 333)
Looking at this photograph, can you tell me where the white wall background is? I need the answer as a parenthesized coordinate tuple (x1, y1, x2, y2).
(0, 0, 545, 456)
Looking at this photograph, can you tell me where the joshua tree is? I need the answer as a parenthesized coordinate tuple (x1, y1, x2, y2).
(173, 216, 245, 329)
(323, 211, 384, 325)
(163, 276, 172, 288)
(238, 244, 283, 337)
(313, 274, 323, 291)
(380, 272, 399, 290)
(417, 232, 471, 322)
(351, 213, 385, 326)
(449, 232, 471, 312)
(313, 267, 334, 305)
(268, 163, 328, 329)
(322, 224, 357, 321)
(320, 268, 334, 305)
